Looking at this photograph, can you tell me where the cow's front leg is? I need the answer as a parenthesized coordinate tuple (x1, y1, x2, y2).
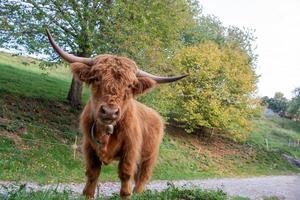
(83, 144, 102, 199)
(118, 149, 138, 198)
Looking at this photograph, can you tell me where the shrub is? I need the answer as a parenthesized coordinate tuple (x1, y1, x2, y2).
(170, 41, 260, 140)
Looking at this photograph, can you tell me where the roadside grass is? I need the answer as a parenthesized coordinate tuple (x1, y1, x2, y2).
(0, 52, 299, 184)
(0, 184, 244, 200)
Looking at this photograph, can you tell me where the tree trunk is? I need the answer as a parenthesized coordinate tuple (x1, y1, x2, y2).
(67, 76, 83, 108)
(66, 49, 91, 108)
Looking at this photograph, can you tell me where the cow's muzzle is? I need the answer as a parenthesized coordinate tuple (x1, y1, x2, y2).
(99, 105, 120, 125)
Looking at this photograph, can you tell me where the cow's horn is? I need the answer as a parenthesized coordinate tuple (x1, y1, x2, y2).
(136, 69, 188, 84)
(46, 29, 94, 66)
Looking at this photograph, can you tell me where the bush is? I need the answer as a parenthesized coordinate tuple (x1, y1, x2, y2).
(169, 41, 260, 140)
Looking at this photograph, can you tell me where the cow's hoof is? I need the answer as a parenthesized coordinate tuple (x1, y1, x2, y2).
(82, 189, 94, 199)
(120, 190, 131, 199)
(133, 185, 144, 193)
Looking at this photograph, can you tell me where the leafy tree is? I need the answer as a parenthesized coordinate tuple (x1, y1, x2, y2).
(182, 15, 257, 65)
(170, 41, 259, 140)
(1, 0, 114, 107)
(287, 88, 300, 119)
(182, 15, 225, 46)
(261, 96, 270, 107)
(264, 92, 288, 113)
(139, 14, 260, 140)
(0, 0, 197, 107)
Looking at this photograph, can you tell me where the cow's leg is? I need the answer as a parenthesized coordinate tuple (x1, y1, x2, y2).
(118, 150, 138, 198)
(133, 155, 157, 193)
(134, 164, 141, 184)
(83, 144, 102, 199)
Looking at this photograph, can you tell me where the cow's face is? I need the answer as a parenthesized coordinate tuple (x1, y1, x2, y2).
(71, 55, 155, 125)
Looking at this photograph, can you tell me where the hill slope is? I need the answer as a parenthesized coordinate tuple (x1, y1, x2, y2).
(0, 52, 299, 183)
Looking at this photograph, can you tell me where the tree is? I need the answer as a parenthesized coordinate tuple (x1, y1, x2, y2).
(182, 15, 257, 65)
(263, 92, 288, 113)
(1, 0, 113, 107)
(182, 15, 226, 46)
(0, 0, 198, 107)
(261, 96, 270, 107)
(287, 88, 300, 119)
(170, 41, 259, 140)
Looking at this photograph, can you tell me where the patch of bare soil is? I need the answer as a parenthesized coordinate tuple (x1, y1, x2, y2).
(166, 124, 254, 158)
(1, 94, 81, 143)
(166, 125, 256, 173)
(0, 117, 29, 150)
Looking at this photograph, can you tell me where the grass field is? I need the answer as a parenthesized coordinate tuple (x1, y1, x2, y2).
(0, 52, 299, 185)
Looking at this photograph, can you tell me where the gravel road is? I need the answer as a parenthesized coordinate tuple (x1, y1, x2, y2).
(0, 175, 299, 200)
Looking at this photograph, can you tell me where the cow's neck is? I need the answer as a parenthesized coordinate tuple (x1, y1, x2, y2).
(90, 121, 114, 138)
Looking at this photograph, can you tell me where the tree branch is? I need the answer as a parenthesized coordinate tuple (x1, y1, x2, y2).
(25, 0, 77, 38)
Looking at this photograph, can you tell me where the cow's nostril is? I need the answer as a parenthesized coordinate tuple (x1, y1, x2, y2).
(112, 109, 120, 119)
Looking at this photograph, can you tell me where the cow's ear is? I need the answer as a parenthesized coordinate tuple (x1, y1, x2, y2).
(70, 62, 92, 83)
(132, 77, 156, 96)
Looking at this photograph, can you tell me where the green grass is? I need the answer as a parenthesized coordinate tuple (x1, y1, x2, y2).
(250, 115, 300, 159)
(0, 184, 242, 200)
(0, 52, 299, 184)
(0, 52, 90, 102)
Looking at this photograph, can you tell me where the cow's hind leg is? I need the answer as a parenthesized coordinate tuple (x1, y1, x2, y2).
(133, 155, 157, 193)
(83, 144, 102, 199)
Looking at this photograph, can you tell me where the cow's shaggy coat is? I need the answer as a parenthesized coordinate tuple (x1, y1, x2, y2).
(72, 55, 164, 198)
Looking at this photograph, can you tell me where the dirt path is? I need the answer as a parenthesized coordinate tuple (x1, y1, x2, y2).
(1, 175, 299, 200)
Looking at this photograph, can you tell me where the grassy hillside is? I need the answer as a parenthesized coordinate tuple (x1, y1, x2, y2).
(251, 116, 300, 159)
(0, 52, 299, 184)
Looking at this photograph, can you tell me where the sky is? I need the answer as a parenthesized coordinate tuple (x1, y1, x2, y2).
(199, 0, 300, 99)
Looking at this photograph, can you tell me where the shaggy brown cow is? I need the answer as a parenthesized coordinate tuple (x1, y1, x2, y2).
(46, 30, 187, 199)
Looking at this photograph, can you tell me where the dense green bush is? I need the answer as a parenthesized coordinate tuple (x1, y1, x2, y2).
(169, 41, 260, 140)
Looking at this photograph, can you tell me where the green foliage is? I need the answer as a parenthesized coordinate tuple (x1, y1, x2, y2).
(111, 186, 228, 200)
(0, 187, 78, 200)
(0, 0, 197, 64)
(182, 15, 226, 46)
(139, 15, 259, 140)
(108, 1, 198, 65)
(287, 87, 300, 119)
(262, 92, 288, 113)
(262, 88, 300, 120)
(182, 15, 257, 65)
(171, 41, 259, 140)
